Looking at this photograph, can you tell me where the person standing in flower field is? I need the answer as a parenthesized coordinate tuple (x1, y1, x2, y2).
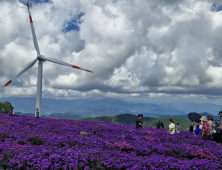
(136, 114, 144, 129)
(9, 106, 14, 116)
(160, 122, 164, 129)
(176, 123, 180, 133)
(216, 112, 222, 143)
(198, 121, 203, 136)
(186, 123, 193, 132)
(9, 106, 12, 115)
(156, 121, 161, 129)
(207, 115, 216, 135)
(192, 121, 197, 136)
(36, 108, 39, 119)
(167, 119, 175, 134)
(201, 116, 211, 140)
(193, 121, 202, 136)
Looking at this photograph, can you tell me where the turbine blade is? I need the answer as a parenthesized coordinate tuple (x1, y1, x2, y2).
(27, 2, 40, 56)
(40, 56, 93, 73)
(0, 58, 37, 90)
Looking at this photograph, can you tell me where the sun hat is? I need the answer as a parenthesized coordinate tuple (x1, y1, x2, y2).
(200, 116, 207, 122)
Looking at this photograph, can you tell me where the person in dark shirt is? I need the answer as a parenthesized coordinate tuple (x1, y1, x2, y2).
(156, 121, 161, 129)
(9, 106, 12, 116)
(136, 114, 144, 129)
(36, 108, 39, 119)
(186, 123, 193, 132)
(9, 106, 14, 116)
(161, 122, 164, 129)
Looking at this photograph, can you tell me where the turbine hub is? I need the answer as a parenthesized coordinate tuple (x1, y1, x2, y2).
(39, 55, 46, 62)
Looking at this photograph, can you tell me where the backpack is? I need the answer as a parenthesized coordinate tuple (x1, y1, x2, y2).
(195, 124, 199, 134)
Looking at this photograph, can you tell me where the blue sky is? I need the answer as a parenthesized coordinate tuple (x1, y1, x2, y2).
(19, 0, 50, 6)
(63, 13, 84, 32)
(211, 3, 222, 12)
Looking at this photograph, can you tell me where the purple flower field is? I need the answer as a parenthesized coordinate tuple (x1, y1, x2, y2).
(0, 113, 222, 170)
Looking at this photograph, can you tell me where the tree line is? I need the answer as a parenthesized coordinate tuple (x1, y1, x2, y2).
(0, 101, 10, 114)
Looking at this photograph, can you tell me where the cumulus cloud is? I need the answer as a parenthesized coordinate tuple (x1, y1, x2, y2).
(1, 0, 222, 103)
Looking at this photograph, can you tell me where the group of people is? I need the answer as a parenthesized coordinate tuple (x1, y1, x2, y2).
(157, 120, 181, 134)
(136, 113, 222, 142)
(135, 114, 179, 134)
(156, 121, 165, 129)
(186, 114, 222, 141)
(166, 119, 181, 134)
(6, 103, 40, 119)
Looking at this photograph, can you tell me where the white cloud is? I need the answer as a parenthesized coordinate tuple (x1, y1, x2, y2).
(1, 0, 222, 103)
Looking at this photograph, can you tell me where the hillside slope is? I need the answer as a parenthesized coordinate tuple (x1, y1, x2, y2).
(82, 113, 191, 131)
(0, 113, 221, 169)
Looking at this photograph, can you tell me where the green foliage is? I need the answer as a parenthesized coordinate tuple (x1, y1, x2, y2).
(83, 113, 155, 125)
(18, 141, 25, 145)
(83, 116, 113, 122)
(0, 101, 10, 114)
(47, 113, 83, 120)
(27, 136, 42, 146)
(68, 142, 75, 147)
(0, 152, 14, 170)
(58, 142, 65, 148)
(0, 133, 8, 142)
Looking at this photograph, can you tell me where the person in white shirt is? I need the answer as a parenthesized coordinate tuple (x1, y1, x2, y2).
(207, 115, 216, 135)
(192, 121, 197, 136)
(167, 119, 175, 134)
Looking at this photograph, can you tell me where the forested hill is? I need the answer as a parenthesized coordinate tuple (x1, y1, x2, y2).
(82, 113, 191, 131)
(82, 113, 155, 125)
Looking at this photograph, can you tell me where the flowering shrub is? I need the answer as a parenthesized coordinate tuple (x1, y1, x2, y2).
(0, 113, 221, 169)
(185, 144, 218, 160)
(105, 141, 134, 154)
(143, 136, 158, 142)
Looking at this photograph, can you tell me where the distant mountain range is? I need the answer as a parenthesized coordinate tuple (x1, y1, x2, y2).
(0, 97, 221, 119)
(0, 97, 187, 118)
(15, 112, 83, 120)
(160, 112, 212, 119)
(162, 101, 222, 115)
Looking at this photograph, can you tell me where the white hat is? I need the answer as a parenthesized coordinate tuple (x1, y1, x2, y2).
(200, 116, 207, 122)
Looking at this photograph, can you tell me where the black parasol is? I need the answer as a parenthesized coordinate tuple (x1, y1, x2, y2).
(188, 112, 201, 123)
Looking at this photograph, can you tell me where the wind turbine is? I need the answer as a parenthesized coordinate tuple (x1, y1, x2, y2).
(0, 2, 93, 117)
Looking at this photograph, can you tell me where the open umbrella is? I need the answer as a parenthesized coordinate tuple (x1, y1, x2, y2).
(188, 112, 201, 123)
(7, 103, 15, 107)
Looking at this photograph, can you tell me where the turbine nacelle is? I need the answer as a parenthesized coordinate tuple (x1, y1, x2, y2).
(38, 55, 46, 62)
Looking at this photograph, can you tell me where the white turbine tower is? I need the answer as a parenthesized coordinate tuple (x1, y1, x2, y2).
(0, 2, 93, 117)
